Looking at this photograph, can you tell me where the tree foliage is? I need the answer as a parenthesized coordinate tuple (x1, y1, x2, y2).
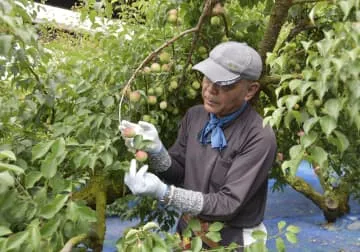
(0, 0, 359, 251)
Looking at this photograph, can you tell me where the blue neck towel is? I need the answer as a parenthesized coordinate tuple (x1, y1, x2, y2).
(199, 102, 248, 151)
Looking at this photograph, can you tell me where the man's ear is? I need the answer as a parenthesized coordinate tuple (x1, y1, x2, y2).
(245, 82, 260, 101)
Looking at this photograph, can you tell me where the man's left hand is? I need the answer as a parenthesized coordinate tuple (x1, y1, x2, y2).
(124, 159, 167, 199)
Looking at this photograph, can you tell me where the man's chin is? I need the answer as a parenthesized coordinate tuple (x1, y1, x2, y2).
(204, 104, 219, 115)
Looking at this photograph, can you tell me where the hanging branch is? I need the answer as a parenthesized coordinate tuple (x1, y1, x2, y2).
(286, 18, 315, 43)
(118, 0, 214, 124)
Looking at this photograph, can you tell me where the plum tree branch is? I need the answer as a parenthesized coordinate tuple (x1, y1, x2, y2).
(181, 0, 214, 84)
(118, 0, 214, 123)
(285, 175, 325, 208)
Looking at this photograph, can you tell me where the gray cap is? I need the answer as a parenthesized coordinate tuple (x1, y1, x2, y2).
(192, 41, 262, 85)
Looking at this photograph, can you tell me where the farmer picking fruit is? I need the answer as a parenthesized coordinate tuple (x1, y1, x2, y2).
(119, 41, 277, 251)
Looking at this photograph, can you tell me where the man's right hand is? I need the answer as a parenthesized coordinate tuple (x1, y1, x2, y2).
(119, 120, 162, 153)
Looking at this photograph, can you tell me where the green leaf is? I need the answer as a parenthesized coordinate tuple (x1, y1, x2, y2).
(67, 201, 96, 222)
(0, 226, 12, 236)
(29, 224, 41, 251)
(300, 131, 318, 148)
(205, 231, 222, 242)
(316, 37, 332, 57)
(41, 152, 58, 179)
(190, 236, 202, 252)
(348, 79, 360, 99)
(182, 227, 192, 238)
(286, 225, 301, 234)
(303, 117, 319, 134)
(208, 222, 224, 232)
(271, 107, 285, 129)
(285, 95, 300, 111)
(275, 237, 285, 252)
(77, 204, 97, 222)
(52, 138, 66, 158)
(188, 218, 201, 232)
(299, 82, 312, 99)
(125, 229, 138, 240)
(288, 79, 302, 92)
(25, 171, 42, 188)
(6, 231, 29, 250)
(313, 80, 328, 100)
(101, 151, 113, 167)
(40, 218, 61, 238)
(246, 240, 266, 252)
(31, 140, 55, 161)
(310, 146, 328, 168)
(322, 99, 341, 120)
(133, 135, 144, 150)
(277, 221, 286, 231)
(309, 5, 316, 25)
(289, 145, 303, 159)
(102, 96, 114, 107)
(339, 0, 353, 20)
(301, 40, 312, 52)
(39, 194, 69, 219)
(333, 130, 350, 153)
(0, 162, 24, 174)
(152, 246, 167, 252)
(285, 232, 298, 244)
(152, 233, 167, 249)
(0, 150, 16, 161)
(284, 111, 302, 129)
(142, 222, 159, 231)
(281, 160, 301, 176)
(251, 230, 267, 241)
(0, 171, 15, 191)
(319, 115, 336, 136)
(0, 35, 13, 56)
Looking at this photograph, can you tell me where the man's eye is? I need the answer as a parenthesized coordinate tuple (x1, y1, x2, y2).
(221, 85, 235, 91)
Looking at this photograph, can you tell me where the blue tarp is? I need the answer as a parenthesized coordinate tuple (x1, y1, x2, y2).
(104, 161, 360, 251)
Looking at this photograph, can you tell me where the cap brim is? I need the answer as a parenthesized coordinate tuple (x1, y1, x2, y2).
(192, 58, 240, 85)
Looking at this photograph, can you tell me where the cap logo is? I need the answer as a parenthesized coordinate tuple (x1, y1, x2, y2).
(227, 63, 238, 72)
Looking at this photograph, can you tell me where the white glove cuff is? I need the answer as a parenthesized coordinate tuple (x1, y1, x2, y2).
(148, 144, 172, 173)
(147, 140, 163, 153)
(168, 186, 204, 215)
(155, 182, 168, 199)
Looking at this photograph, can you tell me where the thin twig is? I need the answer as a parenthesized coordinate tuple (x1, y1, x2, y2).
(60, 233, 88, 252)
(292, 0, 334, 4)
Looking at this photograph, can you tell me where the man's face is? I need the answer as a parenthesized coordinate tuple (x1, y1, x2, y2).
(201, 77, 259, 118)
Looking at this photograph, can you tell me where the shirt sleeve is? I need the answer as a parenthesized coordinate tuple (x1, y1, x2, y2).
(158, 111, 189, 186)
(200, 126, 277, 221)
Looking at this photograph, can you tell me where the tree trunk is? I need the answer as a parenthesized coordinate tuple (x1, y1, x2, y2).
(72, 173, 126, 207)
(94, 176, 107, 252)
(258, 0, 294, 104)
(72, 173, 126, 251)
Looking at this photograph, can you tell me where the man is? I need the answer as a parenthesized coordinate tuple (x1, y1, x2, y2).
(119, 41, 277, 251)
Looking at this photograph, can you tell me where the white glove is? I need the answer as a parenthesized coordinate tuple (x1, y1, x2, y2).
(124, 159, 167, 199)
(119, 120, 162, 153)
